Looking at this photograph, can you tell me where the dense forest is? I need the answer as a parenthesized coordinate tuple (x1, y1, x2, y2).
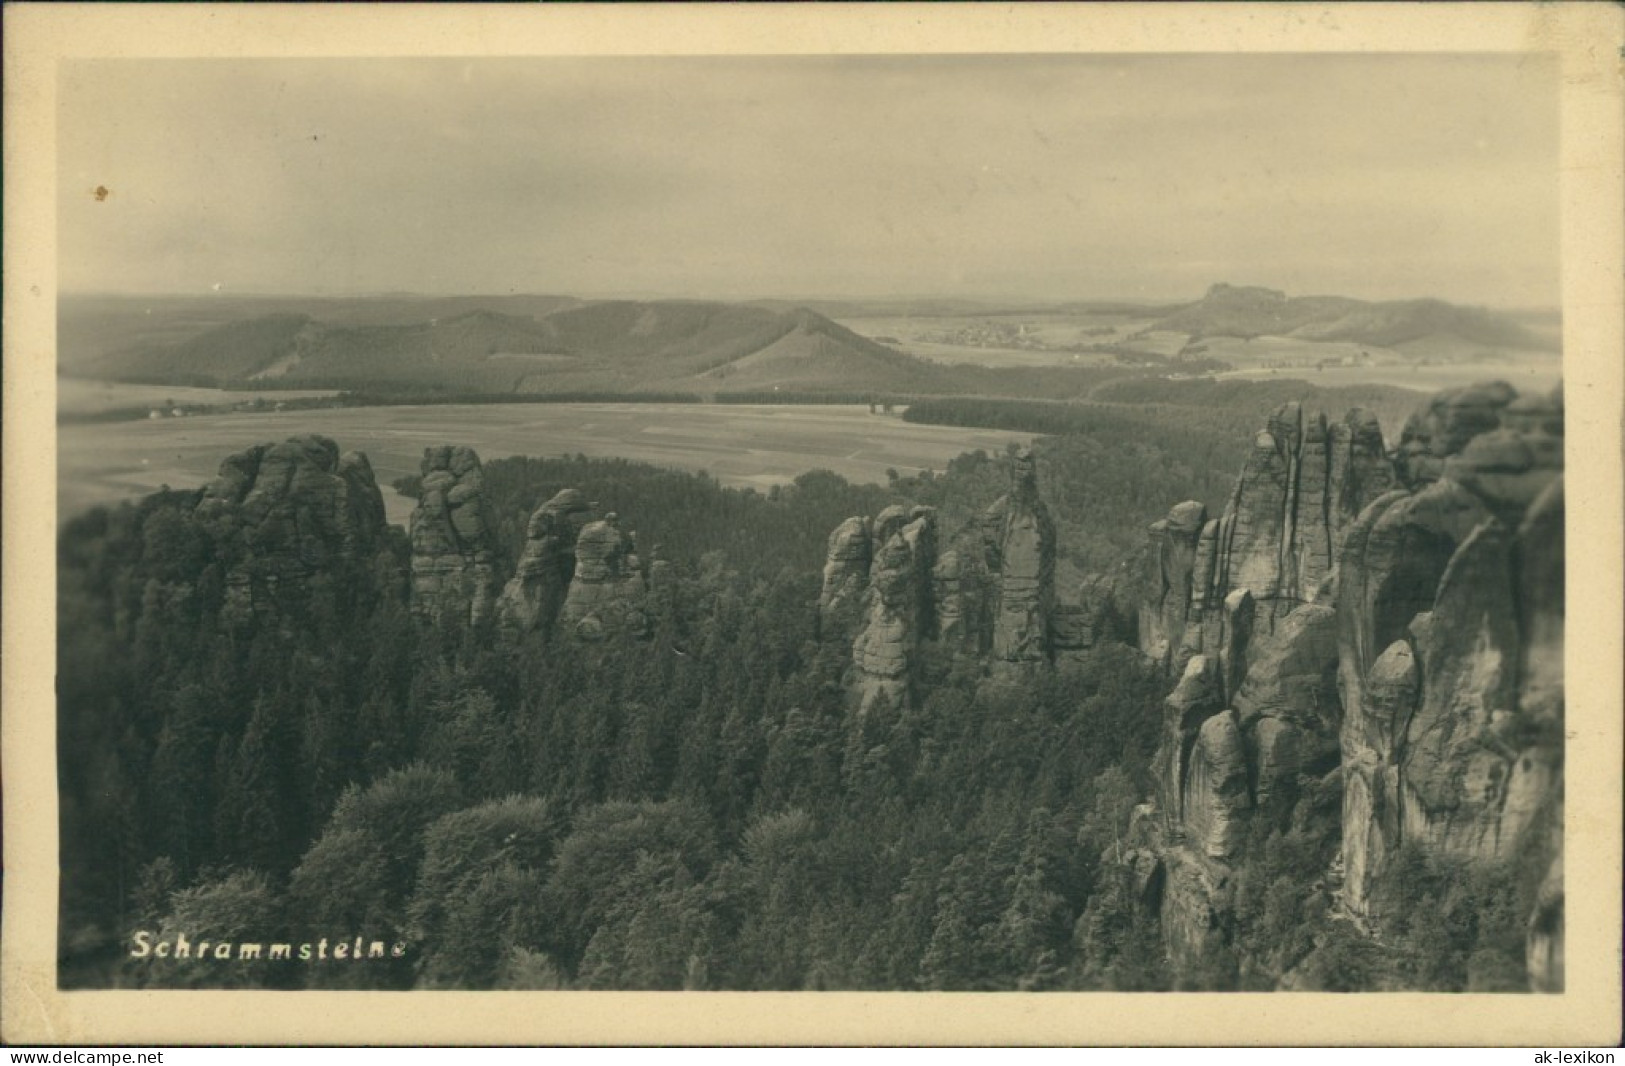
(58, 439, 1187, 991)
(903, 377, 1425, 449)
(57, 374, 1562, 993)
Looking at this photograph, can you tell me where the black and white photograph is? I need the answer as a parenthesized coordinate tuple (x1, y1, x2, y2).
(6, 1, 1623, 1048)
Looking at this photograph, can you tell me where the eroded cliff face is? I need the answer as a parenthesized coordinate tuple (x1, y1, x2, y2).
(849, 505, 939, 714)
(1336, 386, 1564, 925)
(818, 516, 874, 639)
(1140, 404, 1394, 684)
(196, 434, 390, 627)
(1132, 383, 1563, 990)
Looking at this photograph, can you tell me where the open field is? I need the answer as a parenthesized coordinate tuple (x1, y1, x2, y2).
(835, 307, 1566, 386)
(58, 378, 341, 416)
(880, 340, 1112, 370)
(836, 312, 1154, 368)
(59, 402, 1035, 527)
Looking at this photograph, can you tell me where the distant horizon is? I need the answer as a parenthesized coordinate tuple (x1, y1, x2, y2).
(60, 55, 1560, 309)
(55, 282, 1563, 316)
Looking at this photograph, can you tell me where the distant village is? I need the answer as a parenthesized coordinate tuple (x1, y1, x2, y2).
(912, 320, 1054, 351)
(148, 396, 291, 420)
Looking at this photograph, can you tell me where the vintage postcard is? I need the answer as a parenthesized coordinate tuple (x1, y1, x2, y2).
(4, 1, 1622, 1047)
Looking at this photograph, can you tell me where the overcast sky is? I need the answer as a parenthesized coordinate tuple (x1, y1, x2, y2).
(58, 54, 1560, 307)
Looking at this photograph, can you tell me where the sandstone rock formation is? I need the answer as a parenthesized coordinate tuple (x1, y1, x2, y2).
(195, 434, 388, 626)
(1335, 390, 1563, 923)
(559, 512, 650, 641)
(1151, 656, 1223, 834)
(1393, 381, 1519, 487)
(1140, 404, 1395, 677)
(1183, 709, 1251, 861)
(1526, 850, 1565, 993)
(988, 447, 1056, 667)
(825, 446, 1079, 712)
(818, 516, 873, 640)
(1129, 381, 1564, 989)
(409, 446, 497, 626)
(849, 505, 938, 714)
(1140, 501, 1207, 667)
(496, 488, 592, 635)
(1231, 603, 1340, 805)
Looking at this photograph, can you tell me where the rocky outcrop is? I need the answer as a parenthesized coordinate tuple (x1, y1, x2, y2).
(1146, 605, 1343, 961)
(1150, 654, 1254, 863)
(1129, 380, 1564, 990)
(1142, 405, 1395, 677)
(1184, 710, 1251, 861)
(481, 484, 659, 643)
(818, 516, 873, 640)
(1158, 850, 1226, 968)
(195, 434, 388, 626)
(988, 448, 1056, 668)
(1527, 850, 1565, 993)
(1339, 638, 1418, 916)
(1232, 603, 1340, 806)
(1139, 501, 1207, 666)
(1393, 381, 1519, 487)
(849, 506, 938, 713)
(826, 447, 1080, 712)
(559, 513, 650, 641)
(409, 446, 497, 626)
(1332, 384, 1562, 923)
(1515, 479, 1564, 727)
(496, 489, 591, 635)
(930, 548, 972, 646)
(1151, 656, 1222, 832)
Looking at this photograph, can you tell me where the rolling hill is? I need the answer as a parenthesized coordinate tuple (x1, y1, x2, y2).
(77, 309, 574, 392)
(61, 285, 1558, 403)
(67, 298, 984, 397)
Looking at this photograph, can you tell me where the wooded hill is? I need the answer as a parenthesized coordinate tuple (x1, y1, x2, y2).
(66, 297, 1043, 397)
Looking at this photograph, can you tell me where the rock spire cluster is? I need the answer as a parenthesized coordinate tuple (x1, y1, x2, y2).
(494, 488, 591, 634)
(1138, 404, 1394, 676)
(819, 445, 1121, 713)
(1127, 383, 1563, 991)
